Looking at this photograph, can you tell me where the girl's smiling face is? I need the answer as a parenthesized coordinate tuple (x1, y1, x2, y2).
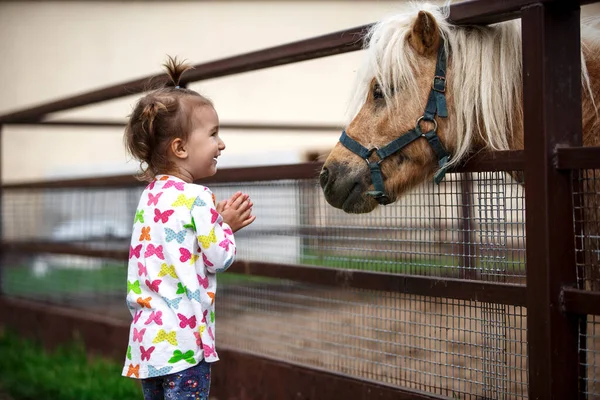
(170, 103, 225, 182)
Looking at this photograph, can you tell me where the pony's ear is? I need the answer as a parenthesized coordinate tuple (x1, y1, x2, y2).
(408, 11, 440, 55)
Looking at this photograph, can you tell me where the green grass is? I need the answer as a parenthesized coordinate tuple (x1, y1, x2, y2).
(3, 264, 126, 297)
(0, 329, 142, 400)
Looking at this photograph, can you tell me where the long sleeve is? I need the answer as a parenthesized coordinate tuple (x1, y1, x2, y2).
(191, 188, 236, 273)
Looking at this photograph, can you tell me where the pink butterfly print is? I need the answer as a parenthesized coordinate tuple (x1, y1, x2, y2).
(144, 311, 163, 326)
(147, 192, 163, 206)
(202, 253, 213, 267)
(133, 327, 146, 342)
(129, 244, 142, 259)
(194, 332, 202, 346)
(197, 274, 208, 289)
(201, 309, 208, 323)
(137, 262, 147, 277)
(140, 346, 155, 361)
(145, 244, 164, 260)
(203, 343, 217, 358)
(219, 238, 232, 251)
(154, 208, 174, 224)
(146, 180, 156, 191)
(210, 208, 219, 224)
(223, 227, 233, 236)
(163, 180, 185, 191)
(133, 310, 142, 324)
(177, 313, 197, 329)
(145, 279, 162, 292)
(208, 327, 215, 341)
(179, 248, 192, 263)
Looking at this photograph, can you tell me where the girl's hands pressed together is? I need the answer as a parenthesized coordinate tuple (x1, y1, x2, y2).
(217, 191, 256, 233)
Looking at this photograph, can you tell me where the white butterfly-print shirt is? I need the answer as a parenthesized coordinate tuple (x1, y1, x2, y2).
(122, 175, 236, 379)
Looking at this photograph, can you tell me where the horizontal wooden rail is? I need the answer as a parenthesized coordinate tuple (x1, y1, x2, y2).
(554, 146, 600, 170)
(2, 151, 524, 189)
(3, 241, 526, 306)
(561, 286, 600, 315)
(8, 120, 343, 132)
(449, 0, 599, 25)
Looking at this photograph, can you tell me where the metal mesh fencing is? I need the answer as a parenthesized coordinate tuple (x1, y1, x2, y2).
(573, 169, 600, 291)
(0, 170, 529, 399)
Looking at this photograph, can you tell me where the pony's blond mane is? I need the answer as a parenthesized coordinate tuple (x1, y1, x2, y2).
(348, 2, 599, 166)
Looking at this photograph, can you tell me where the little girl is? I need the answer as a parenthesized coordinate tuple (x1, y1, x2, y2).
(122, 56, 255, 400)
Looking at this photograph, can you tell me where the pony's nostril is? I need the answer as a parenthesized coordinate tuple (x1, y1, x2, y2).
(319, 167, 330, 188)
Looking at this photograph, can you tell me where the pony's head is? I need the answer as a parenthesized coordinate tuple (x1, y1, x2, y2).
(320, 4, 523, 213)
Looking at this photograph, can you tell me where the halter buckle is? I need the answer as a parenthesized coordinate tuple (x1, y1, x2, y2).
(432, 76, 446, 93)
(364, 147, 382, 165)
(416, 116, 438, 135)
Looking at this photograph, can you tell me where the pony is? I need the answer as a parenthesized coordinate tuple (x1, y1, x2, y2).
(319, 2, 600, 214)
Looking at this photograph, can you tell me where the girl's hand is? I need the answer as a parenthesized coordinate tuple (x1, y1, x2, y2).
(219, 192, 256, 232)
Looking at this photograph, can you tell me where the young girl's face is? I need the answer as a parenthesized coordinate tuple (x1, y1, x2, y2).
(183, 104, 225, 180)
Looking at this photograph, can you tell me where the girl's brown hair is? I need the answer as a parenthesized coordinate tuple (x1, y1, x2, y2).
(124, 56, 213, 181)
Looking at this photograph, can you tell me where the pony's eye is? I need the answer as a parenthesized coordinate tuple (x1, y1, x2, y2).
(373, 84, 384, 100)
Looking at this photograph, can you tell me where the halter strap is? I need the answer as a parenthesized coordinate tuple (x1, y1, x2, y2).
(338, 38, 450, 205)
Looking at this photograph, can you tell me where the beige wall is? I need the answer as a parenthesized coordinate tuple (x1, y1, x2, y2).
(0, 0, 411, 183)
(1, 1, 598, 183)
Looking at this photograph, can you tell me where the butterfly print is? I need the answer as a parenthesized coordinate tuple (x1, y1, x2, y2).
(145, 279, 162, 292)
(207, 327, 215, 341)
(198, 228, 217, 249)
(179, 248, 199, 264)
(127, 280, 141, 294)
(133, 327, 146, 342)
(139, 226, 151, 241)
(133, 310, 142, 324)
(168, 349, 195, 364)
(176, 283, 187, 295)
(193, 332, 202, 346)
(137, 262, 147, 276)
(137, 297, 152, 308)
(210, 208, 219, 223)
(147, 365, 173, 378)
(127, 345, 132, 360)
(172, 194, 205, 210)
(177, 313, 197, 329)
(126, 364, 140, 378)
(219, 238, 232, 251)
(144, 311, 163, 326)
(202, 253, 213, 267)
(158, 263, 178, 279)
(154, 208, 174, 224)
(163, 180, 185, 191)
(144, 244, 164, 260)
(207, 292, 215, 305)
(186, 288, 201, 302)
(164, 297, 182, 310)
(153, 330, 178, 346)
(147, 192, 163, 206)
(134, 210, 144, 224)
(203, 343, 217, 358)
(197, 274, 208, 289)
(140, 346, 155, 362)
(165, 228, 186, 244)
(129, 244, 142, 259)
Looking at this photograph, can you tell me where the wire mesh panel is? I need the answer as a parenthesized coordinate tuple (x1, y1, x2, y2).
(573, 169, 600, 291)
(580, 315, 600, 399)
(217, 280, 528, 399)
(0, 171, 529, 399)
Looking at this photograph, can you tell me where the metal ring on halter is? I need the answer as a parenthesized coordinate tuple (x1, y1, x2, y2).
(364, 147, 381, 165)
(416, 116, 438, 135)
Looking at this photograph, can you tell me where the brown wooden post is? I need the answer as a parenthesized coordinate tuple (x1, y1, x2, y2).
(0, 124, 3, 296)
(521, 3, 582, 399)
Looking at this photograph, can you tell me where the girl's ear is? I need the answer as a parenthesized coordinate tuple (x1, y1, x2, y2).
(170, 138, 188, 159)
